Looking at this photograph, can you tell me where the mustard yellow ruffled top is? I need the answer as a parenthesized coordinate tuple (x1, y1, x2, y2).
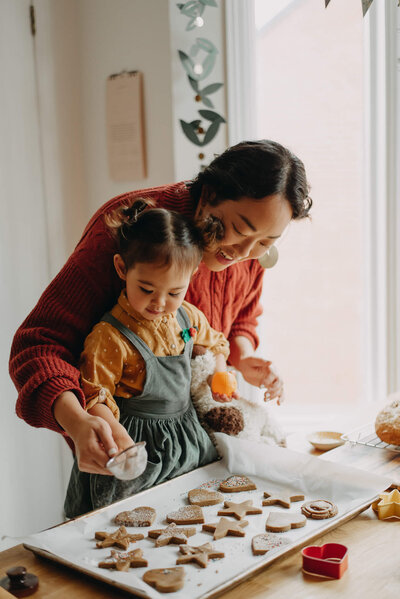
(80, 291, 230, 419)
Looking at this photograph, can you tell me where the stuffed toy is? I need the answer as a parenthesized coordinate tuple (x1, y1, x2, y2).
(190, 346, 287, 447)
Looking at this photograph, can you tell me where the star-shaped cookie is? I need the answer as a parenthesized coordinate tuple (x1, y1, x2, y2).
(95, 526, 144, 549)
(98, 548, 148, 571)
(262, 489, 304, 509)
(218, 500, 262, 520)
(147, 522, 196, 547)
(176, 543, 225, 568)
(202, 517, 248, 540)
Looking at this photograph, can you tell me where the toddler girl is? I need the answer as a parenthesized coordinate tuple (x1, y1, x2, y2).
(64, 200, 231, 518)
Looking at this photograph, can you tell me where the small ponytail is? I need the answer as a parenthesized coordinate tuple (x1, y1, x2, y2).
(105, 199, 204, 273)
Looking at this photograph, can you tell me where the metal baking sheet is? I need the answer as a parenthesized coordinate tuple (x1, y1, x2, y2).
(23, 437, 392, 599)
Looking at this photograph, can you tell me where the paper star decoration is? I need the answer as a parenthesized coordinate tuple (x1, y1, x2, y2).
(202, 517, 248, 540)
(95, 526, 144, 550)
(218, 500, 262, 520)
(262, 490, 304, 509)
(147, 522, 196, 547)
(176, 543, 225, 568)
(98, 548, 148, 571)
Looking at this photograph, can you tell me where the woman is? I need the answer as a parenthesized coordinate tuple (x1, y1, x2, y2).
(9, 139, 311, 476)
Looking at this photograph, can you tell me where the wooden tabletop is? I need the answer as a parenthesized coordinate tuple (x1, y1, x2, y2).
(0, 509, 398, 598)
(1, 423, 399, 598)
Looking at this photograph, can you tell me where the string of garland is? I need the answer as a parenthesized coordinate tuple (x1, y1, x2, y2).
(325, 0, 399, 16)
(176, 0, 226, 154)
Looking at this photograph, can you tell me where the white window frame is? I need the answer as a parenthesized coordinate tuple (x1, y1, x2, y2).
(225, 0, 400, 402)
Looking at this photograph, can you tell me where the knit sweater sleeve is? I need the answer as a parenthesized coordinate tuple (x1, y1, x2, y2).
(9, 183, 192, 434)
(9, 225, 121, 433)
(228, 261, 265, 350)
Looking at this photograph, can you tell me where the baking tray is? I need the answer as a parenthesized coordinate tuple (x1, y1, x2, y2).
(342, 423, 400, 453)
(23, 439, 391, 599)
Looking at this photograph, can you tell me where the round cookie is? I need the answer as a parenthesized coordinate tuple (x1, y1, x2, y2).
(301, 500, 338, 519)
(375, 398, 400, 446)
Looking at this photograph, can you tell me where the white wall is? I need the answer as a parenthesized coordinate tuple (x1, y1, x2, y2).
(1, 0, 177, 545)
(0, 0, 69, 545)
(78, 0, 175, 217)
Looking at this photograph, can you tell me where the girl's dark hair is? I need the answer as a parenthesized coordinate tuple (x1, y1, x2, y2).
(188, 139, 312, 220)
(105, 199, 204, 272)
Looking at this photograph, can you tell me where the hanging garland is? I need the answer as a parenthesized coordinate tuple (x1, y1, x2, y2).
(176, 0, 226, 157)
(325, 0, 399, 16)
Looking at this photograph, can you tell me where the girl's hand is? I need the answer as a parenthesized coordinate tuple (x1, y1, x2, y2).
(211, 388, 240, 403)
(237, 357, 284, 404)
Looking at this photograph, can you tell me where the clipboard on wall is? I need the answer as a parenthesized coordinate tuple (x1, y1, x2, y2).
(106, 70, 147, 181)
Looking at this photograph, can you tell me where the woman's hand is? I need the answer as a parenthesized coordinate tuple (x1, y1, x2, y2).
(237, 357, 284, 404)
(53, 391, 133, 475)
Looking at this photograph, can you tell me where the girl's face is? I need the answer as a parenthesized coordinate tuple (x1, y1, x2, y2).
(114, 256, 193, 321)
(196, 192, 292, 271)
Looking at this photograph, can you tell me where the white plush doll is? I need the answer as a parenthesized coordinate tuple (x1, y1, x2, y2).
(190, 347, 286, 447)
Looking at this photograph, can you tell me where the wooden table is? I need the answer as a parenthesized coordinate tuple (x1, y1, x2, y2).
(0, 508, 398, 598)
(1, 430, 399, 599)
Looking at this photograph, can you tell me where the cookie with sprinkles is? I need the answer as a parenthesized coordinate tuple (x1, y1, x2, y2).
(114, 506, 156, 527)
(219, 475, 257, 493)
(251, 533, 290, 555)
(188, 488, 224, 506)
(166, 505, 204, 525)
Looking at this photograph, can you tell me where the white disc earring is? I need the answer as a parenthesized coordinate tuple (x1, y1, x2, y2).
(258, 245, 279, 269)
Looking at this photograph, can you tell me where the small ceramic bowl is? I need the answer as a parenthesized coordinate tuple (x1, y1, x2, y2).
(307, 431, 345, 451)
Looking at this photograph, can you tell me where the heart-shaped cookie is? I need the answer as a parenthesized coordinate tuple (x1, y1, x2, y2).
(143, 567, 185, 592)
(188, 488, 223, 506)
(301, 543, 348, 579)
(166, 505, 204, 524)
(219, 475, 256, 493)
(114, 506, 156, 527)
(265, 512, 306, 532)
(251, 533, 290, 555)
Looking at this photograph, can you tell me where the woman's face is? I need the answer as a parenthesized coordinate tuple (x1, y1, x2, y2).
(196, 192, 293, 271)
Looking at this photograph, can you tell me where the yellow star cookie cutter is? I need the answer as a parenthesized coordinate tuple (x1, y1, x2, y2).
(372, 489, 400, 520)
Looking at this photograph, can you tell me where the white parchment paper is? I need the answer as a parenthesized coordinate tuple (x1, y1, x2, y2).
(24, 434, 392, 599)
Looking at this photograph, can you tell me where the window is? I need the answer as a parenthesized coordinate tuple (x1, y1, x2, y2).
(226, 0, 400, 405)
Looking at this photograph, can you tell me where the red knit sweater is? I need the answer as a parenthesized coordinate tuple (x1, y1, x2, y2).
(9, 182, 264, 434)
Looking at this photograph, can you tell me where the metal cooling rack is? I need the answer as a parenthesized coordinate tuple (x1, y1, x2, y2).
(342, 423, 400, 454)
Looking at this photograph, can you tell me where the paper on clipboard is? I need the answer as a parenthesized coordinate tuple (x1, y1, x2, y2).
(106, 71, 146, 181)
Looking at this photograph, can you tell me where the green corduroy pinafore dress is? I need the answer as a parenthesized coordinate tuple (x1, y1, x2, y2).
(64, 306, 218, 518)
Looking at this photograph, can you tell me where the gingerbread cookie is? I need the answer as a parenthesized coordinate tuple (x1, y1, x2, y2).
(375, 398, 400, 445)
(218, 500, 262, 520)
(176, 543, 225, 568)
(95, 526, 144, 550)
(219, 475, 257, 493)
(301, 500, 338, 519)
(143, 567, 185, 593)
(148, 523, 196, 547)
(98, 548, 147, 571)
(166, 505, 204, 524)
(202, 517, 248, 540)
(265, 512, 306, 532)
(251, 533, 290, 555)
(114, 506, 156, 527)
(262, 490, 304, 509)
(188, 488, 224, 506)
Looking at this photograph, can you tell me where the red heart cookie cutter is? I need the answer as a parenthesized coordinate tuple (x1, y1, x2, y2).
(301, 543, 348, 579)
